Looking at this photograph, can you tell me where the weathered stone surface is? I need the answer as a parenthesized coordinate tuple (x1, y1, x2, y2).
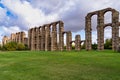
(2, 32, 27, 46)
(75, 35, 81, 51)
(28, 21, 67, 51)
(85, 8, 119, 51)
(3, 8, 120, 52)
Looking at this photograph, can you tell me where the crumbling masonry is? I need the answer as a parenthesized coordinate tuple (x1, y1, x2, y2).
(28, 21, 76, 51)
(2, 32, 28, 45)
(85, 8, 119, 51)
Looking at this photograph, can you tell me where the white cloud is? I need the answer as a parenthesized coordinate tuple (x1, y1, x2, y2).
(2, 26, 21, 34)
(1, 0, 58, 28)
(0, 7, 6, 22)
(104, 27, 112, 39)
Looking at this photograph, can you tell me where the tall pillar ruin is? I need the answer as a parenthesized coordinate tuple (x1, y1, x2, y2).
(59, 21, 64, 51)
(85, 8, 119, 51)
(112, 10, 119, 51)
(45, 24, 51, 51)
(75, 35, 81, 51)
(85, 16, 92, 51)
(41, 26, 45, 51)
(66, 31, 72, 51)
(51, 23, 58, 51)
(97, 11, 104, 50)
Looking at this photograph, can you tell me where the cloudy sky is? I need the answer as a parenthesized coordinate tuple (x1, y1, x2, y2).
(0, 0, 120, 43)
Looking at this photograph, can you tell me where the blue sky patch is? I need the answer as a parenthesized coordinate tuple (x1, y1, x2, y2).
(0, 3, 5, 8)
(6, 10, 17, 19)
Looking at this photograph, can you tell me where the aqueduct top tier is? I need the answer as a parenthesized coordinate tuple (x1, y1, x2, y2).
(85, 8, 119, 51)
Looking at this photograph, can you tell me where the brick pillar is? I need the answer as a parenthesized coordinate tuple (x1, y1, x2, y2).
(41, 26, 45, 51)
(75, 35, 81, 51)
(97, 12, 104, 51)
(112, 11, 119, 51)
(85, 16, 92, 51)
(66, 31, 72, 51)
(59, 21, 64, 51)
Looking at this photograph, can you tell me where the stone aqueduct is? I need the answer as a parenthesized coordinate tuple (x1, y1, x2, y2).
(85, 8, 119, 51)
(28, 21, 82, 51)
(2, 8, 120, 51)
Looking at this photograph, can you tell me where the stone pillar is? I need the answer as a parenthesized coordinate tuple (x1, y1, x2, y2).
(66, 31, 72, 51)
(51, 23, 56, 51)
(41, 26, 45, 51)
(75, 35, 81, 51)
(15, 33, 17, 43)
(28, 29, 31, 49)
(85, 16, 92, 51)
(51, 24, 54, 51)
(34, 28, 38, 50)
(18, 32, 20, 43)
(21, 32, 25, 44)
(36, 27, 41, 50)
(48, 25, 51, 51)
(36, 27, 40, 50)
(97, 12, 104, 51)
(31, 28, 35, 50)
(59, 21, 64, 51)
(112, 11, 119, 51)
(45, 25, 51, 51)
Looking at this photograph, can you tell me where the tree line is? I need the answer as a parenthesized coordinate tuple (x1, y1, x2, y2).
(0, 42, 29, 51)
(0, 38, 112, 51)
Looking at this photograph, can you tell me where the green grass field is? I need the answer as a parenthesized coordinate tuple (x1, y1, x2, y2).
(0, 50, 120, 80)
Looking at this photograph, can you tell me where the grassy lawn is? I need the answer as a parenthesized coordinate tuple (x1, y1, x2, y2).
(0, 50, 120, 80)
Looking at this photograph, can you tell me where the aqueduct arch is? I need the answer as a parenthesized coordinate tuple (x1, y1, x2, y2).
(62, 31, 72, 51)
(85, 8, 119, 51)
(28, 21, 65, 51)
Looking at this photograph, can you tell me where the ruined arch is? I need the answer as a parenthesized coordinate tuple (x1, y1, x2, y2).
(62, 31, 72, 51)
(70, 41, 75, 50)
(85, 8, 119, 51)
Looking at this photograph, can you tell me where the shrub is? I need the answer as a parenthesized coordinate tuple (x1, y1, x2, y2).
(16, 43, 25, 51)
(1, 42, 27, 51)
(4, 42, 17, 51)
(92, 43, 97, 50)
(104, 38, 112, 49)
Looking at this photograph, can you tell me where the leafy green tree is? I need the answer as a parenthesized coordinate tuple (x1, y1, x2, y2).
(92, 43, 97, 50)
(16, 43, 25, 51)
(4, 42, 17, 51)
(24, 44, 29, 50)
(1, 42, 27, 51)
(104, 38, 112, 49)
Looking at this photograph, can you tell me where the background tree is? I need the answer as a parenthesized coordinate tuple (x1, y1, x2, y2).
(3, 42, 17, 51)
(16, 43, 25, 51)
(92, 43, 97, 50)
(1, 42, 27, 51)
(104, 38, 112, 49)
